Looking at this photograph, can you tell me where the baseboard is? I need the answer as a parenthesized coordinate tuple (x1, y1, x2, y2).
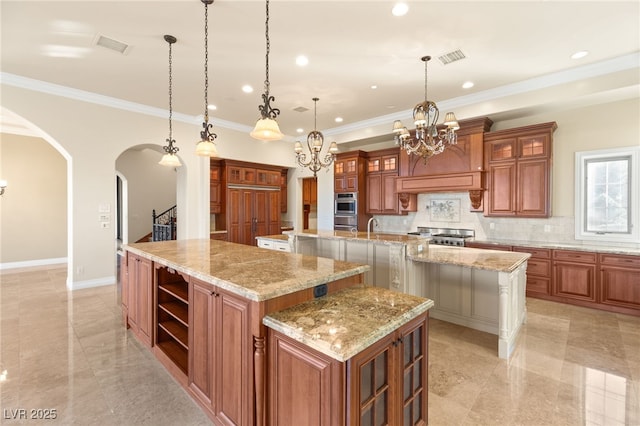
(69, 276, 115, 290)
(0, 257, 67, 271)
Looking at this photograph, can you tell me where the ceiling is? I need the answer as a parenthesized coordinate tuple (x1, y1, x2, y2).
(1, 0, 639, 143)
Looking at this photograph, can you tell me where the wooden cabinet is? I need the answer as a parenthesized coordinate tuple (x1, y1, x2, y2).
(552, 250, 598, 304)
(227, 165, 256, 185)
(268, 314, 428, 425)
(484, 122, 557, 217)
(126, 251, 153, 347)
(156, 265, 190, 376)
(366, 148, 405, 215)
(227, 187, 280, 246)
(302, 177, 317, 205)
(189, 278, 252, 425)
(513, 246, 551, 297)
(280, 168, 288, 213)
(465, 242, 513, 251)
(334, 151, 366, 193)
(210, 160, 223, 214)
(599, 253, 640, 312)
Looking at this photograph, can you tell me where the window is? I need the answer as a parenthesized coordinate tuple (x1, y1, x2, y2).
(575, 146, 639, 243)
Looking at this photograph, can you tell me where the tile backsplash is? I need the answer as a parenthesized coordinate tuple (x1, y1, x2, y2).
(375, 192, 640, 250)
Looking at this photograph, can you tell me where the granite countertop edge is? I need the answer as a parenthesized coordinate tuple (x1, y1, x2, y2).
(407, 246, 531, 273)
(470, 238, 640, 256)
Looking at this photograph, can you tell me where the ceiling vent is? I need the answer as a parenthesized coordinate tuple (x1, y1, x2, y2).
(293, 106, 309, 113)
(438, 49, 466, 65)
(94, 34, 131, 55)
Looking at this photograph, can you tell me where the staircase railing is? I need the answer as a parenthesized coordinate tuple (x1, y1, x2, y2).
(152, 205, 177, 241)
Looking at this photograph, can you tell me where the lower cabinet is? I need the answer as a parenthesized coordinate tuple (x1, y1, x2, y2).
(599, 253, 640, 312)
(552, 250, 598, 304)
(268, 314, 428, 425)
(156, 266, 190, 376)
(126, 252, 153, 347)
(189, 278, 252, 425)
(513, 246, 551, 297)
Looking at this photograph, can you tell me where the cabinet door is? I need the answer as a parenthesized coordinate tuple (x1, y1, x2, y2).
(241, 189, 254, 246)
(553, 261, 597, 302)
(189, 279, 215, 409)
(227, 188, 242, 244)
(269, 330, 343, 426)
(268, 191, 281, 235)
(303, 178, 312, 204)
(519, 134, 549, 159)
(382, 174, 398, 214)
(398, 316, 428, 426)
(210, 181, 222, 214)
(366, 174, 382, 214)
(253, 191, 268, 243)
(213, 288, 251, 425)
(137, 257, 153, 346)
(517, 159, 548, 217)
(599, 254, 640, 310)
(280, 169, 288, 213)
(348, 334, 394, 425)
(486, 162, 516, 216)
(127, 253, 139, 331)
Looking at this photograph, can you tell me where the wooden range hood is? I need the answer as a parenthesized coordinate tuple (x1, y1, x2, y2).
(395, 117, 493, 211)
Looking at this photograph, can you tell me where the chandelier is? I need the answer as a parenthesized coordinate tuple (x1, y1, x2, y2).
(195, 0, 219, 157)
(159, 34, 181, 168)
(392, 55, 459, 161)
(294, 98, 338, 178)
(249, 0, 283, 141)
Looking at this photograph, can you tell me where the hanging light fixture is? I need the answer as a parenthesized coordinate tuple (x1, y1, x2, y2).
(294, 98, 339, 178)
(392, 55, 459, 162)
(159, 35, 182, 168)
(195, 0, 219, 157)
(250, 0, 283, 141)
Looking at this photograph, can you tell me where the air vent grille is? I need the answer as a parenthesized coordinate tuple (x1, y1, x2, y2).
(95, 35, 130, 54)
(438, 49, 466, 65)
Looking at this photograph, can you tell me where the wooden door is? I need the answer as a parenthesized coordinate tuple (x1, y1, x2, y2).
(382, 174, 398, 214)
(213, 288, 251, 425)
(268, 191, 281, 235)
(253, 191, 268, 243)
(487, 162, 516, 216)
(241, 189, 253, 246)
(137, 257, 153, 346)
(397, 316, 428, 425)
(366, 174, 382, 214)
(127, 253, 139, 332)
(189, 278, 215, 409)
(227, 188, 242, 244)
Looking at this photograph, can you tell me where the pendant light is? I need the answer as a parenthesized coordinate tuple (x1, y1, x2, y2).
(159, 34, 182, 167)
(294, 98, 339, 178)
(392, 55, 459, 162)
(195, 0, 219, 157)
(250, 0, 283, 141)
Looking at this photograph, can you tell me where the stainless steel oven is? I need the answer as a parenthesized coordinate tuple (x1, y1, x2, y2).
(335, 192, 357, 215)
(334, 214, 358, 231)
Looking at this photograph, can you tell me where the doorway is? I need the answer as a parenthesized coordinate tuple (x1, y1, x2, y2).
(302, 177, 318, 230)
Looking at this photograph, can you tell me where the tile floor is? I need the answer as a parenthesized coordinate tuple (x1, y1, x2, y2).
(1, 265, 639, 425)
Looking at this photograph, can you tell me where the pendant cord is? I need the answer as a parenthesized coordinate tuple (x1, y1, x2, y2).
(204, 2, 209, 122)
(264, 0, 270, 94)
(168, 40, 173, 142)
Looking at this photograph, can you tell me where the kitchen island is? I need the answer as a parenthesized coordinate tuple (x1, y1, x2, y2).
(122, 239, 433, 425)
(123, 239, 369, 426)
(261, 231, 529, 359)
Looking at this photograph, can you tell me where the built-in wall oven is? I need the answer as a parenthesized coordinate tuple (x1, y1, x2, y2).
(334, 192, 358, 231)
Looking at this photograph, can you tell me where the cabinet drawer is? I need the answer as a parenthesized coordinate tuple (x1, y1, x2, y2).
(599, 253, 640, 268)
(513, 246, 551, 259)
(527, 258, 550, 277)
(553, 250, 597, 264)
(526, 276, 550, 295)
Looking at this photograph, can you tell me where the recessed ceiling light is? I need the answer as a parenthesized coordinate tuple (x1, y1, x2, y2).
(392, 2, 409, 16)
(296, 55, 309, 66)
(208, 104, 217, 111)
(571, 50, 589, 60)
(462, 81, 474, 89)
(242, 85, 253, 93)
(335, 117, 343, 123)
(296, 128, 304, 133)
(370, 85, 378, 90)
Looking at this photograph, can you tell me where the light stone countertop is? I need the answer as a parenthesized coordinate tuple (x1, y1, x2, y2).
(255, 234, 289, 242)
(469, 238, 640, 256)
(125, 239, 369, 302)
(285, 229, 426, 244)
(263, 284, 434, 362)
(408, 245, 530, 272)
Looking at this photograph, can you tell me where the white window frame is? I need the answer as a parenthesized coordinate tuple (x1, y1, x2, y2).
(575, 146, 640, 243)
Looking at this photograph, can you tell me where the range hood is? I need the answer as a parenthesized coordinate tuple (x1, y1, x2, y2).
(396, 171, 485, 210)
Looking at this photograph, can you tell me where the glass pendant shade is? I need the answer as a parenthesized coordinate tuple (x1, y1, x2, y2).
(294, 141, 303, 154)
(159, 153, 182, 167)
(444, 112, 460, 129)
(250, 117, 283, 141)
(195, 139, 218, 157)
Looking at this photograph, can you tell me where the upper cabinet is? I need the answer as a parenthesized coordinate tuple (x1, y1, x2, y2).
(484, 122, 557, 217)
(366, 147, 415, 215)
(210, 159, 223, 214)
(334, 151, 366, 193)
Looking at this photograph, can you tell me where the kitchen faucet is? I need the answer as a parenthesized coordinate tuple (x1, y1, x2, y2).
(367, 217, 379, 239)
